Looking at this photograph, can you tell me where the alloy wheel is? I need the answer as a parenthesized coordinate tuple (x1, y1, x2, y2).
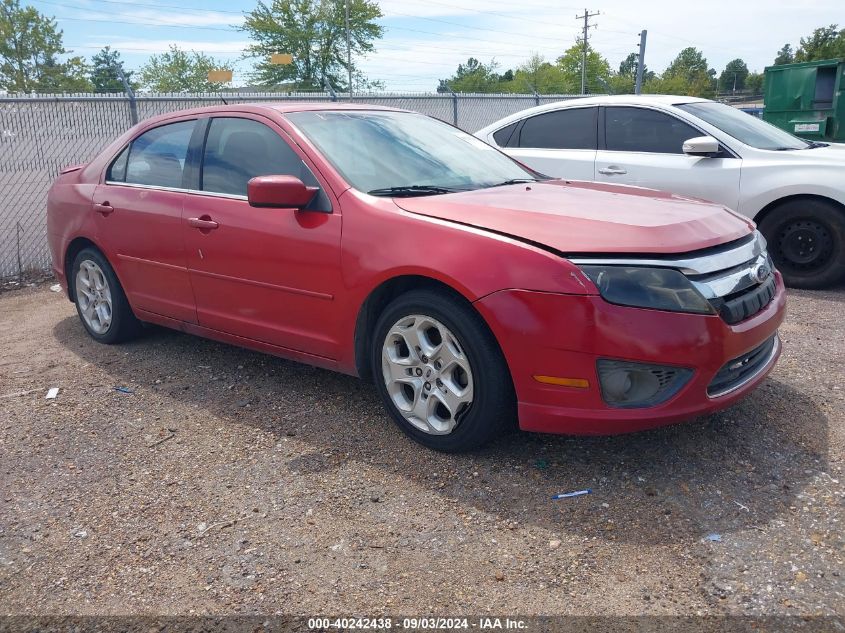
(381, 314, 474, 435)
(75, 259, 113, 334)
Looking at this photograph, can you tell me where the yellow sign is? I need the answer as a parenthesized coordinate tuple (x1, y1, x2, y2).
(270, 53, 293, 65)
(207, 70, 233, 83)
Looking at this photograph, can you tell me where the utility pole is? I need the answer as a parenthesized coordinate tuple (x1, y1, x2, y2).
(345, 0, 352, 100)
(576, 8, 599, 94)
(635, 29, 647, 95)
(115, 64, 138, 126)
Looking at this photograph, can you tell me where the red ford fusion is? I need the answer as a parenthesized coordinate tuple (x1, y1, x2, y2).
(47, 104, 785, 452)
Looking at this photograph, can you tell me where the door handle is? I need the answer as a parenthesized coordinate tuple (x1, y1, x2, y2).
(93, 202, 114, 215)
(598, 167, 627, 176)
(187, 217, 219, 230)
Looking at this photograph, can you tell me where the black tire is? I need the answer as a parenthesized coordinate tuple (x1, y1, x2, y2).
(371, 288, 516, 452)
(70, 247, 142, 344)
(758, 199, 845, 289)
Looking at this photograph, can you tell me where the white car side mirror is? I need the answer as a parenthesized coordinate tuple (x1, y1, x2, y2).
(682, 136, 720, 157)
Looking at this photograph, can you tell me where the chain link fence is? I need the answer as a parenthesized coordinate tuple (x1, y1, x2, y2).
(0, 92, 579, 280)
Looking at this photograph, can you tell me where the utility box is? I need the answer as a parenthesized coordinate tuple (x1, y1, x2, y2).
(763, 58, 844, 141)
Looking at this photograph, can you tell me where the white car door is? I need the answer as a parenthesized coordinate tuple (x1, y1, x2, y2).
(595, 106, 742, 209)
(494, 106, 597, 181)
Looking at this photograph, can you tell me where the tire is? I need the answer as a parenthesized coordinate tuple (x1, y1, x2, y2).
(70, 247, 142, 344)
(758, 199, 845, 289)
(371, 288, 516, 452)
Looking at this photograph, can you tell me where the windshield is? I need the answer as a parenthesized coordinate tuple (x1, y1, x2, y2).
(677, 101, 809, 151)
(286, 110, 538, 195)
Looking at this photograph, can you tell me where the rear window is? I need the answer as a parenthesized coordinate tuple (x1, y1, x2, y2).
(516, 107, 597, 150)
(117, 120, 196, 189)
(492, 122, 519, 147)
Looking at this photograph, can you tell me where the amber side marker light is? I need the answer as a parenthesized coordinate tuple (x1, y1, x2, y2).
(533, 375, 590, 389)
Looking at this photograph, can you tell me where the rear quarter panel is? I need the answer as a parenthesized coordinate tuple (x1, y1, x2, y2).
(46, 168, 99, 289)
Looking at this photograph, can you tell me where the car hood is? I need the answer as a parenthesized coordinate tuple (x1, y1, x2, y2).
(805, 142, 845, 159)
(393, 180, 754, 254)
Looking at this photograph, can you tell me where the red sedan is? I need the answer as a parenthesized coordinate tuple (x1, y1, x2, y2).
(47, 104, 785, 452)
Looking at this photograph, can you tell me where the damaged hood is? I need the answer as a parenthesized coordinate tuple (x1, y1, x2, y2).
(393, 180, 754, 254)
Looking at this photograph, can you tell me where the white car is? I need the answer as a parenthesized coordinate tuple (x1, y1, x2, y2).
(475, 95, 845, 288)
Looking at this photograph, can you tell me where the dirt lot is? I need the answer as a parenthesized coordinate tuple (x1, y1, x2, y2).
(1, 284, 843, 618)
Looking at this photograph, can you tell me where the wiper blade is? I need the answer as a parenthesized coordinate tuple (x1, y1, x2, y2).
(805, 141, 829, 149)
(367, 185, 459, 197)
(488, 178, 542, 187)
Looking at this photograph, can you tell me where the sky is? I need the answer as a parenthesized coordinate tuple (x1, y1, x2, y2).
(32, 0, 845, 92)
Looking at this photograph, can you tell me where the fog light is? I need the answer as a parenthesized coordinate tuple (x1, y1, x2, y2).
(596, 360, 693, 408)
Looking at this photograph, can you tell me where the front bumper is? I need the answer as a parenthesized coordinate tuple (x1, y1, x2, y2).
(473, 271, 786, 435)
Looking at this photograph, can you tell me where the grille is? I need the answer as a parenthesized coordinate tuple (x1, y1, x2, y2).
(707, 335, 778, 397)
(680, 234, 776, 325)
(711, 274, 777, 325)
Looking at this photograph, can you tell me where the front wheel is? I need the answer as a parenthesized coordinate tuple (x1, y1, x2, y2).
(758, 199, 845, 289)
(371, 289, 515, 452)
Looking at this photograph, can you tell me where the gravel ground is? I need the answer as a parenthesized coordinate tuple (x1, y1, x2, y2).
(0, 284, 843, 618)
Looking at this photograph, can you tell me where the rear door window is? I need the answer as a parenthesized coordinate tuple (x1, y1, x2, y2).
(119, 120, 196, 188)
(604, 107, 700, 154)
(516, 107, 597, 150)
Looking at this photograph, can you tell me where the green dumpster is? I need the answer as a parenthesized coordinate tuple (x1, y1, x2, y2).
(763, 58, 844, 142)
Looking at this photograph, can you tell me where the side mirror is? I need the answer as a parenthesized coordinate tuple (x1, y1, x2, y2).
(682, 136, 721, 157)
(247, 175, 318, 209)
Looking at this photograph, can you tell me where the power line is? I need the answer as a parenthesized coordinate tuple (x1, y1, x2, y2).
(32, 0, 244, 16)
(388, 0, 584, 27)
(54, 14, 238, 32)
(383, 9, 573, 42)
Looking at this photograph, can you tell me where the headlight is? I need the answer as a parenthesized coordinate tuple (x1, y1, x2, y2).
(578, 266, 714, 315)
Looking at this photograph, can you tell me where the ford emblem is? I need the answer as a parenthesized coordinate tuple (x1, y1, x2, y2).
(751, 262, 771, 284)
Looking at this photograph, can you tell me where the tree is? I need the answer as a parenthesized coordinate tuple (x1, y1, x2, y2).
(664, 47, 712, 81)
(617, 52, 652, 81)
(555, 42, 611, 94)
(38, 55, 92, 92)
(242, 0, 383, 90)
(608, 52, 654, 94)
(438, 57, 504, 93)
(718, 58, 749, 93)
(794, 24, 845, 62)
(0, 0, 81, 92)
(140, 45, 233, 92)
(642, 73, 695, 96)
(774, 43, 794, 65)
(662, 47, 716, 97)
(90, 47, 136, 93)
(504, 53, 568, 94)
(746, 71, 764, 94)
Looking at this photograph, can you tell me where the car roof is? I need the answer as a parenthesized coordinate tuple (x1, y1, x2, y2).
(142, 101, 410, 125)
(476, 94, 713, 133)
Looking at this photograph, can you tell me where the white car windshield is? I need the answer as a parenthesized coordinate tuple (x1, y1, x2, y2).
(677, 101, 810, 151)
(286, 110, 540, 196)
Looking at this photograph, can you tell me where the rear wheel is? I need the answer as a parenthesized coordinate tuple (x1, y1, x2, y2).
(71, 248, 141, 343)
(371, 289, 515, 452)
(758, 199, 845, 289)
